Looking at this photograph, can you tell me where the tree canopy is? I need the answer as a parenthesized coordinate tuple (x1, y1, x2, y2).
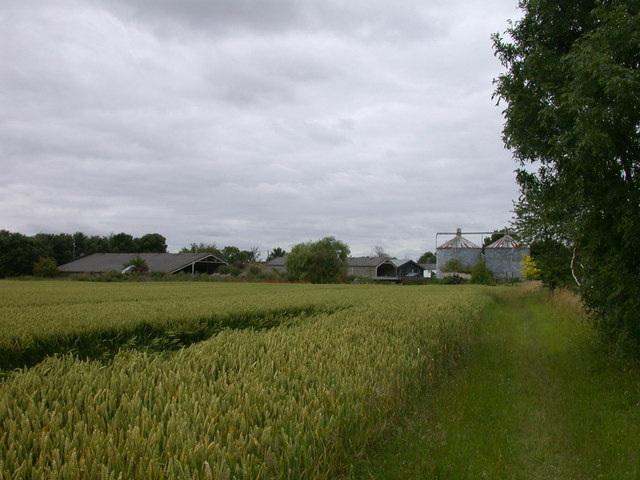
(494, 0, 640, 354)
(285, 237, 350, 284)
(417, 251, 436, 264)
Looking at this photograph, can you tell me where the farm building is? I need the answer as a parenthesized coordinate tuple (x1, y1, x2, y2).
(436, 229, 482, 278)
(391, 259, 425, 279)
(58, 253, 227, 275)
(268, 256, 425, 281)
(484, 235, 530, 280)
(347, 256, 397, 279)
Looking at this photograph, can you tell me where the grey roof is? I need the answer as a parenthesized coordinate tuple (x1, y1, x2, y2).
(419, 263, 437, 270)
(58, 253, 226, 274)
(347, 256, 392, 267)
(390, 258, 423, 269)
(486, 235, 522, 248)
(265, 256, 287, 266)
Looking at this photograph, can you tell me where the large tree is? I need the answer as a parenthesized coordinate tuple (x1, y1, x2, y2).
(285, 237, 350, 284)
(494, 0, 640, 353)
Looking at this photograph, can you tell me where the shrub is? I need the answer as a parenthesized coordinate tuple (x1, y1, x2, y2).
(123, 256, 149, 274)
(470, 260, 495, 286)
(32, 257, 59, 277)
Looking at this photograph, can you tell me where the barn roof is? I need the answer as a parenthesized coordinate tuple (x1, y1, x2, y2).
(265, 256, 287, 267)
(347, 256, 392, 267)
(58, 253, 226, 274)
(391, 258, 424, 269)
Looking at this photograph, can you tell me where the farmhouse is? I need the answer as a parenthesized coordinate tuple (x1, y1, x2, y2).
(58, 253, 227, 275)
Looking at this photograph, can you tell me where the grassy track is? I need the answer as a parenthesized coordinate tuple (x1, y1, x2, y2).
(359, 288, 640, 480)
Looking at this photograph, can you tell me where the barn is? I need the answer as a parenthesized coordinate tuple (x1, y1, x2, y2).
(58, 253, 227, 275)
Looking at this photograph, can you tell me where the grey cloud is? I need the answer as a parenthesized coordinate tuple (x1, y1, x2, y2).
(1, 0, 523, 257)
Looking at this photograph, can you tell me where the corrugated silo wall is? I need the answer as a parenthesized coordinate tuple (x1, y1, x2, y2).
(436, 248, 482, 278)
(485, 247, 530, 280)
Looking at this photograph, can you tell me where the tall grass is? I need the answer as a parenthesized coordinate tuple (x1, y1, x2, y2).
(0, 282, 496, 478)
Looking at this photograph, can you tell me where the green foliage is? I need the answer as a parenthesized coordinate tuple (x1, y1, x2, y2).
(182, 243, 260, 267)
(123, 256, 149, 274)
(441, 259, 469, 274)
(32, 257, 59, 277)
(493, 0, 640, 354)
(286, 236, 350, 283)
(180, 242, 223, 257)
(0, 230, 49, 278)
(470, 260, 495, 286)
(443, 274, 466, 285)
(133, 233, 167, 253)
(417, 251, 436, 264)
(529, 240, 574, 289)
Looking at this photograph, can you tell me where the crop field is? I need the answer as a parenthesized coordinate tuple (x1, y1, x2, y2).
(0, 280, 497, 479)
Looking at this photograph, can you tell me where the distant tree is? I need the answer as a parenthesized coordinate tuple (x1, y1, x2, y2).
(72, 232, 89, 259)
(109, 233, 135, 253)
(33, 257, 59, 277)
(0, 230, 48, 277)
(417, 251, 436, 264)
(247, 247, 262, 263)
(134, 233, 167, 253)
(266, 247, 287, 262)
(33, 233, 75, 265)
(180, 242, 223, 257)
(372, 246, 388, 257)
(86, 235, 111, 254)
(286, 236, 350, 283)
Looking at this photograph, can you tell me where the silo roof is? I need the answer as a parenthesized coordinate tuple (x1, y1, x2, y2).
(437, 234, 480, 249)
(486, 235, 521, 248)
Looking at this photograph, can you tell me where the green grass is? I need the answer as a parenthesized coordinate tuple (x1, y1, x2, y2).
(358, 288, 640, 479)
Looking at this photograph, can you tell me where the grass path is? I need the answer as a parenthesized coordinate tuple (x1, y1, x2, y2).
(358, 289, 640, 479)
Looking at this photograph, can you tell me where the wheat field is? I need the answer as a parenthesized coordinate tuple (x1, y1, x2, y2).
(0, 281, 496, 479)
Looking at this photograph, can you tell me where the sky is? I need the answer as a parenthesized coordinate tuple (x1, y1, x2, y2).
(1, 0, 523, 259)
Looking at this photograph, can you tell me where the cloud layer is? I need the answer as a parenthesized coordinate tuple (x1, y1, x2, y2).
(1, 0, 521, 258)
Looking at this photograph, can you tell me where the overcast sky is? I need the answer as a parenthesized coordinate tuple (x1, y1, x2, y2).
(1, 0, 522, 258)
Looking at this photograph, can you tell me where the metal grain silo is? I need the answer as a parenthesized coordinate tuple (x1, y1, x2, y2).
(484, 235, 530, 281)
(436, 228, 482, 278)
